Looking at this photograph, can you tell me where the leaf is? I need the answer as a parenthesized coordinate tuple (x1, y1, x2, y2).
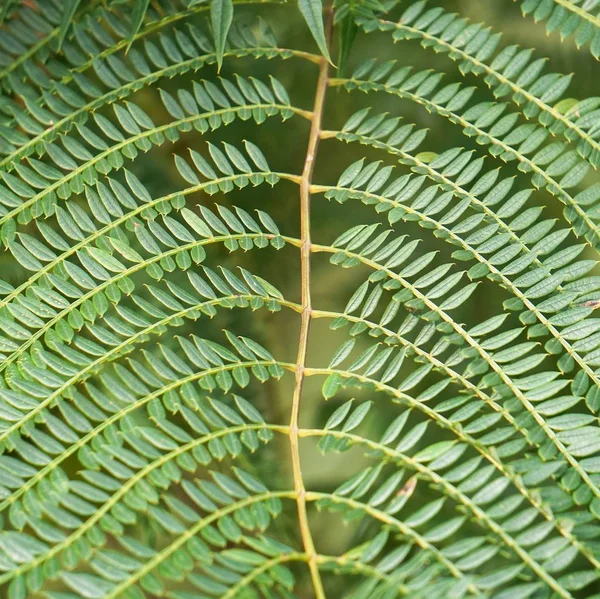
(61, 573, 114, 598)
(8, 242, 42, 272)
(329, 339, 355, 368)
(243, 140, 270, 171)
(322, 373, 343, 399)
(413, 441, 456, 463)
(8, 576, 26, 599)
(297, 0, 332, 63)
(175, 155, 200, 185)
(325, 399, 353, 429)
(128, 0, 151, 50)
(57, 0, 81, 50)
(2, 3, 600, 594)
(211, 0, 234, 72)
(342, 401, 372, 432)
(0, 1, 16, 25)
(337, 16, 357, 76)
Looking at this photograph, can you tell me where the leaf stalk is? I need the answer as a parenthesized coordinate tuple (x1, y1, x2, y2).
(289, 7, 332, 597)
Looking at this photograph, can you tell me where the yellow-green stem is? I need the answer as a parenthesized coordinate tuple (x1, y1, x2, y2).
(289, 14, 331, 599)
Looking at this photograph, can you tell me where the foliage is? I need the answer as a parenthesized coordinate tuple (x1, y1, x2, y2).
(0, 0, 600, 598)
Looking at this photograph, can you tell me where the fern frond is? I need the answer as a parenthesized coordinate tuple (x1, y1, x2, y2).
(518, 0, 600, 58)
(0, 0, 105, 96)
(361, 4, 600, 167)
(331, 64, 600, 254)
(2, 1, 600, 597)
(321, 117, 600, 392)
(319, 225, 600, 499)
(0, 17, 296, 170)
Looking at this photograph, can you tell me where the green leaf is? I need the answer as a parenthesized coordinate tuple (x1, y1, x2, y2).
(322, 373, 343, 399)
(8, 576, 25, 599)
(211, 0, 234, 72)
(338, 16, 357, 76)
(243, 140, 270, 171)
(57, 0, 81, 50)
(8, 242, 42, 272)
(325, 399, 353, 429)
(0, 1, 16, 25)
(61, 572, 114, 598)
(128, 0, 150, 49)
(175, 155, 201, 185)
(342, 401, 372, 432)
(297, 0, 332, 63)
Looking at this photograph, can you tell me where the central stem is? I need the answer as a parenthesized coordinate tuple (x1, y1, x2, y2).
(289, 27, 331, 599)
